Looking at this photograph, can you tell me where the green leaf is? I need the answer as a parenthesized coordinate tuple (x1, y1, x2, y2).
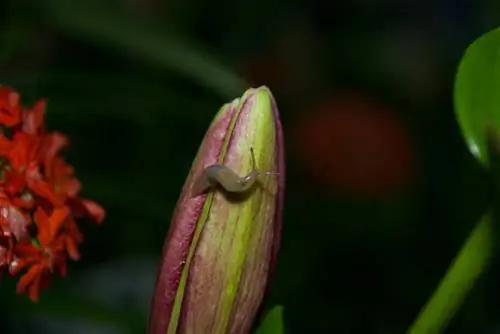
(454, 27, 500, 168)
(40, 0, 247, 98)
(255, 305, 285, 334)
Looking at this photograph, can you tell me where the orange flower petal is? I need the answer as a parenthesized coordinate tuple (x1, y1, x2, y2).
(53, 253, 68, 276)
(29, 179, 61, 207)
(75, 199, 105, 223)
(0, 86, 20, 108)
(41, 132, 68, 164)
(33, 208, 51, 246)
(5, 170, 27, 196)
(34, 207, 70, 245)
(13, 243, 38, 256)
(9, 257, 36, 276)
(45, 156, 81, 198)
(27, 271, 42, 301)
(10, 243, 41, 275)
(0, 133, 12, 156)
(12, 195, 35, 210)
(16, 263, 41, 293)
(7, 133, 41, 179)
(23, 99, 46, 135)
(0, 87, 22, 127)
(67, 219, 84, 244)
(9, 133, 31, 168)
(48, 207, 70, 240)
(59, 178, 80, 198)
(64, 236, 80, 261)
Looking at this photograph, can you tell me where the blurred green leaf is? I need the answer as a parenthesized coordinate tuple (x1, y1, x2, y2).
(406, 212, 493, 334)
(255, 305, 284, 334)
(40, 0, 247, 98)
(454, 27, 500, 168)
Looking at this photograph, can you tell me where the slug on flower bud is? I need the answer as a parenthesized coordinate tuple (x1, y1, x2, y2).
(149, 86, 285, 334)
(192, 147, 279, 196)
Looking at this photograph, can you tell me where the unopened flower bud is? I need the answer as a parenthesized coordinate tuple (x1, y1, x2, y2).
(149, 86, 285, 334)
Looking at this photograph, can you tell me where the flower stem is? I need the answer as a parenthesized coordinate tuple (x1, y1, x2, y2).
(406, 212, 493, 334)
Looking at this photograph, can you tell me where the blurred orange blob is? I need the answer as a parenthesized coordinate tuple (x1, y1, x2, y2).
(292, 92, 415, 196)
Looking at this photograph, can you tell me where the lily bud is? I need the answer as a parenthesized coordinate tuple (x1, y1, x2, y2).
(149, 86, 285, 334)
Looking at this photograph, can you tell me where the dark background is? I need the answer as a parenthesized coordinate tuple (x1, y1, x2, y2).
(0, 0, 499, 333)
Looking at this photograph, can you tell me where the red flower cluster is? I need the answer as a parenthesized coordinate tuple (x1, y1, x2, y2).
(0, 86, 104, 301)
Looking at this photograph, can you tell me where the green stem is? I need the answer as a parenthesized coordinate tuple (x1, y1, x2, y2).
(406, 212, 493, 334)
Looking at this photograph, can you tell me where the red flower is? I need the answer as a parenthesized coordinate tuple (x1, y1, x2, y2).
(9, 242, 65, 301)
(43, 133, 105, 224)
(9, 208, 84, 301)
(0, 85, 105, 301)
(0, 132, 61, 207)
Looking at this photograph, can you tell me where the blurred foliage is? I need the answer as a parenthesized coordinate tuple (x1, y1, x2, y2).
(1, 0, 500, 333)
